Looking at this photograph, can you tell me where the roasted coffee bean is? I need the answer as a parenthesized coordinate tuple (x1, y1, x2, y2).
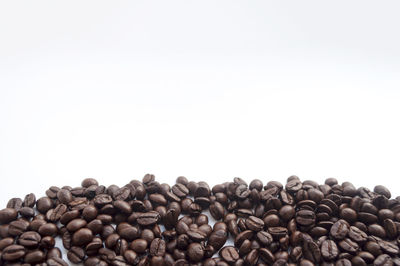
(24, 249, 45, 264)
(321, 240, 339, 260)
(23, 193, 36, 208)
(220, 246, 239, 263)
(47, 204, 68, 222)
(245, 249, 259, 265)
(2, 244, 26, 261)
(245, 215, 264, 231)
(2, 176, 400, 264)
(18, 231, 41, 248)
(296, 209, 316, 226)
(38, 223, 58, 236)
(303, 239, 321, 263)
(0, 237, 14, 250)
(82, 205, 98, 221)
(330, 219, 350, 240)
(0, 208, 18, 224)
(66, 218, 87, 232)
(72, 228, 93, 246)
(137, 211, 160, 226)
(268, 227, 288, 239)
(131, 239, 148, 253)
(149, 238, 165, 256)
(9, 220, 29, 236)
(67, 246, 85, 263)
(7, 198, 23, 211)
(210, 202, 225, 220)
(338, 238, 359, 254)
(374, 254, 393, 266)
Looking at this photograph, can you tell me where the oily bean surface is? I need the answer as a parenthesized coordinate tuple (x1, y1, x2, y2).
(1, 176, 400, 264)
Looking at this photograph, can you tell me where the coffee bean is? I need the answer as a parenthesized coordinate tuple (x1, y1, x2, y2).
(9, 219, 29, 236)
(338, 238, 359, 254)
(149, 238, 165, 256)
(245, 216, 264, 231)
(67, 218, 87, 232)
(38, 223, 58, 236)
(2, 244, 26, 261)
(47, 204, 68, 222)
(67, 246, 85, 263)
(220, 246, 239, 263)
(113, 200, 132, 214)
(137, 211, 160, 226)
(7, 198, 23, 211)
(72, 228, 93, 246)
(2, 176, 400, 264)
(303, 239, 321, 263)
(374, 185, 391, 199)
(268, 227, 288, 240)
(0, 208, 18, 224)
(23, 193, 36, 208)
(374, 254, 393, 266)
(330, 219, 350, 240)
(18, 231, 41, 248)
(321, 240, 339, 260)
(210, 202, 225, 220)
(245, 249, 259, 265)
(24, 249, 45, 264)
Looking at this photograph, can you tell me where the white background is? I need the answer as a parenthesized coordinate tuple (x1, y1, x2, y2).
(1, 1, 400, 203)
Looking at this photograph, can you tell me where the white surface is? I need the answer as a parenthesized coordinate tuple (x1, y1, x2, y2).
(1, 0, 400, 202)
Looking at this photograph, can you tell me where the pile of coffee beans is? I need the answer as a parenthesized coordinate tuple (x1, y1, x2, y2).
(1, 175, 400, 265)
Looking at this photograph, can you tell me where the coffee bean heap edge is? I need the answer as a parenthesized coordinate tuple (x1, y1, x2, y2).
(0, 175, 400, 265)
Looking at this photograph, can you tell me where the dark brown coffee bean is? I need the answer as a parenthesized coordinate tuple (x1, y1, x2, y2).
(24, 249, 45, 264)
(296, 209, 316, 226)
(384, 218, 398, 239)
(72, 228, 93, 246)
(18, 231, 41, 248)
(22, 193, 36, 208)
(7, 198, 23, 211)
(210, 202, 225, 220)
(374, 185, 391, 199)
(172, 183, 189, 198)
(0, 237, 14, 251)
(66, 218, 87, 232)
(245, 249, 259, 265)
(268, 227, 288, 240)
(47, 204, 67, 222)
(245, 216, 264, 231)
(149, 238, 165, 257)
(220, 246, 239, 264)
(38, 223, 58, 236)
(330, 219, 349, 240)
(67, 246, 85, 263)
(374, 254, 393, 266)
(259, 247, 275, 264)
(137, 211, 160, 226)
(60, 210, 80, 225)
(9, 220, 29, 236)
(113, 200, 132, 214)
(0, 208, 18, 224)
(209, 229, 228, 250)
(131, 239, 148, 253)
(321, 240, 339, 260)
(2, 244, 26, 261)
(40, 235, 55, 249)
(338, 238, 359, 254)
